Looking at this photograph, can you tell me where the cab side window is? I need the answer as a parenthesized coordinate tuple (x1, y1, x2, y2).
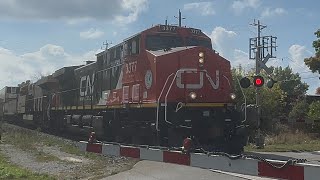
(12, 87, 16, 94)
(132, 40, 137, 54)
(124, 35, 140, 56)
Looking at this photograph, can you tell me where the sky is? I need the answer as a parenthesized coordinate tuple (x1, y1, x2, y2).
(0, 0, 319, 95)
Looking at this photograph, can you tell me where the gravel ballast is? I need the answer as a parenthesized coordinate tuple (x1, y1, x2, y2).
(0, 123, 138, 179)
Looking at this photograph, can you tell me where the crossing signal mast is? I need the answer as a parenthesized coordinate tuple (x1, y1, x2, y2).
(239, 20, 278, 148)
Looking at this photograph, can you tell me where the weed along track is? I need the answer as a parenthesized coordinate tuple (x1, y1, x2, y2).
(0, 122, 138, 180)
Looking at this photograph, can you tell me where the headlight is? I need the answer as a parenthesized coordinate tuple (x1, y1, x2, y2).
(189, 92, 197, 99)
(199, 52, 205, 67)
(230, 93, 236, 100)
(199, 58, 204, 64)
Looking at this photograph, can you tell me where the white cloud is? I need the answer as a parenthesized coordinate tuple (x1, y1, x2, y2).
(288, 44, 318, 95)
(234, 49, 254, 70)
(183, 2, 215, 16)
(209, 27, 237, 58)
(80, 28, 105, 39)
(288, 44, 312, 73)
(0, 0, 149, 24)
(209, 26, 252, 69)
(231, 0, 261, 14)
(0, 44, 98, 88)
(113, 0, 149, 25)
(261, 7, 287, 18)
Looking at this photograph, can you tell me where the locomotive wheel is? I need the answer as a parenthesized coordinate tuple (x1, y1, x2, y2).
(167, 128, 183, 148)
(224, 137, 245, 155)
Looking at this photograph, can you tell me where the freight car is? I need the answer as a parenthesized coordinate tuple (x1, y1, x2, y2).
(3, 24, 248, 154)
(0, 86, 19, 121)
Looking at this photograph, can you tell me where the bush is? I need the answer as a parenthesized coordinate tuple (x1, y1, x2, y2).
(307, 101, 320, 123)
(265, 129, 314, 145)
(271, 122, 291, 135)
(288, 100, 309, 123)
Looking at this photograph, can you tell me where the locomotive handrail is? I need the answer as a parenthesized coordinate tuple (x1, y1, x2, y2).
(235, 76, 247, 122)
(163, 69, 209, 126)
(156, 73, 175, 131)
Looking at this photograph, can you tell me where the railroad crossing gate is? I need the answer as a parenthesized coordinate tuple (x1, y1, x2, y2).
(77, 141, 320, 180)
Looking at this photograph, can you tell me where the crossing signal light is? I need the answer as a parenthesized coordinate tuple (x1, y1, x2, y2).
(240, 77, 251, 88)
(253, 76, 264, 87)
(267, 78, 277, 89)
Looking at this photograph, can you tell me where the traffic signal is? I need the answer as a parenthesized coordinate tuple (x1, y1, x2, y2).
(240, 77, 251, 88)
(266, 78, 277, 88)
(253, 75, 264, 87)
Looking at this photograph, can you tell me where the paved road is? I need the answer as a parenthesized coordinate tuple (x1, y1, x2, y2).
(103, 160, 275, 180)
(102, 151, 320, 179)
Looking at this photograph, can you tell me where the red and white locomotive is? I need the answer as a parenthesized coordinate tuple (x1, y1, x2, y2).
(4, 24, 248, 154)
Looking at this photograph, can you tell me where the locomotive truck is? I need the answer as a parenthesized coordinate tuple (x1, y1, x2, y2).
(2, 24, 248, 154)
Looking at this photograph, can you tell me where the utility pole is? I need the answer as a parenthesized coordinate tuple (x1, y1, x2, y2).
(249, 20, 277, 149)
(174, 9, 185, 27)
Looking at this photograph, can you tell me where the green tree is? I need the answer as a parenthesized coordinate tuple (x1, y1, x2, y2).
(307, 101, 320, 123)
(272, 66, 309, 97)
(316, 87, 320, 95)
(288, 99, 309, 123)
(304, 29, 320, 74)
(272, 66, 309, 114)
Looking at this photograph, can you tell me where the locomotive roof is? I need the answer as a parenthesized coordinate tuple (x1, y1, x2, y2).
(36, 75, 58, 86)
(53, 65, 82, 78)
(96, 24, 206, 57)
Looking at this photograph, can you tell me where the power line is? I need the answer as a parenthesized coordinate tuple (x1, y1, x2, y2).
(283, 56, 313, 72)
(301, 76, 319, 80)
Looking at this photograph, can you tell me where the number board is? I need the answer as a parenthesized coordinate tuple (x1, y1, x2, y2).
(190, 28, 202, 35)
(159, 25, 177, 33)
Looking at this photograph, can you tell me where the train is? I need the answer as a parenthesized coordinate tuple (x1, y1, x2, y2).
(0, 24, 248, 154)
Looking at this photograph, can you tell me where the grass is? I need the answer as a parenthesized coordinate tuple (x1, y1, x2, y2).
(1, 123, 139, 179)
(34, 151, 60, 163)
(2, 125, 100, 160)
(245, 130, 320, 152)
(0, 153, 55, 180)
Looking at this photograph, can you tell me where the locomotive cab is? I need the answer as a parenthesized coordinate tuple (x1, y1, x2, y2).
(141, 25, 247, 153)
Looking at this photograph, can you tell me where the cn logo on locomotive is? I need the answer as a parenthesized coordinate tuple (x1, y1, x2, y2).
(80, 73, 95, 96)
(176, 69, 219, 90)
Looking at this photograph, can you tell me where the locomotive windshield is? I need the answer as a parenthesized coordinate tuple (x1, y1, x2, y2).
(146, 35, 183, 51)
(146, 35, 212, 51)
(186, 37, 212, 49)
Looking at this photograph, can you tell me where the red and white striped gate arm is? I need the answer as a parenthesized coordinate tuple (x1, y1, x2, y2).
(77, 141, 320, 180)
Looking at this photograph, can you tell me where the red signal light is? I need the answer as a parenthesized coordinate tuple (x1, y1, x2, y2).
(253, 76, 264, 87)
(255, 78, 262, 85)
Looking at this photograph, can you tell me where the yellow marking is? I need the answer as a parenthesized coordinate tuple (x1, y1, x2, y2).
(107, 105, 122, 109)
(138, 103, 157, 108)
(51, 102, 230, 111)
(183, 103, 226, 107)
(93, 105, 107, 109)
